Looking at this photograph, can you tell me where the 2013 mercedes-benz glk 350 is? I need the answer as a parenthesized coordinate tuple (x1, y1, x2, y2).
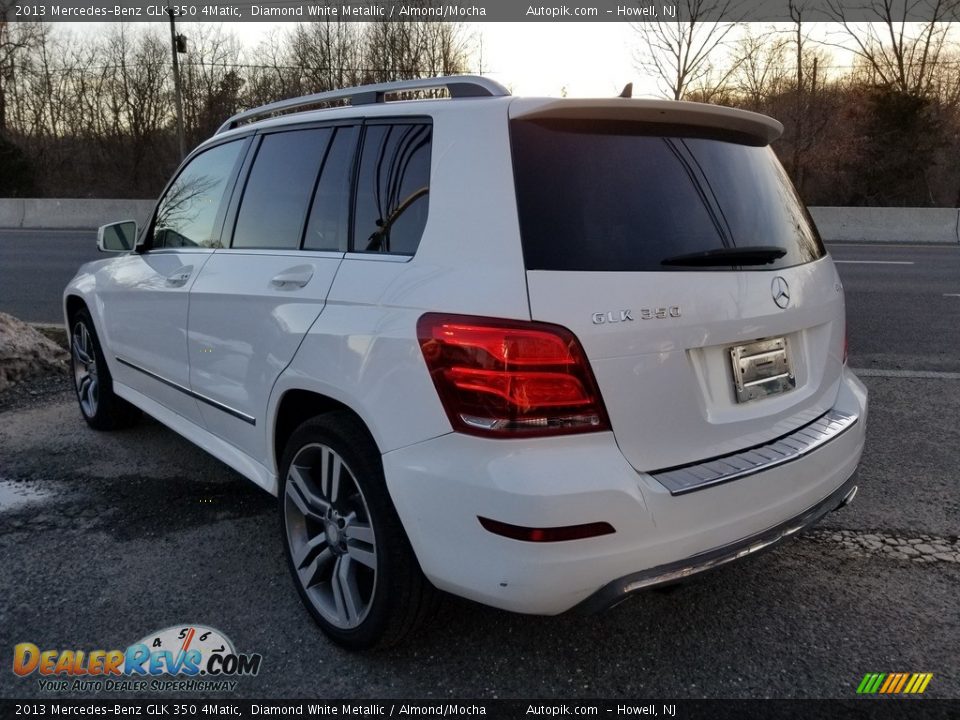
(64, 76, 867, 649)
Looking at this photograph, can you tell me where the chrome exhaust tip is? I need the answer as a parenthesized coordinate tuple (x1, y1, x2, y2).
(837, 485, 858, 509)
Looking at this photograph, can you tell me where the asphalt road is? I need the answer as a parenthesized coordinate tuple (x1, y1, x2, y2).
(0, 236, 958, 701)
(0, 229, 99, 325)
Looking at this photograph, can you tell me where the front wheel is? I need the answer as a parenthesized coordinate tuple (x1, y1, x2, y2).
(69, 308, 140, 430)
(279, 412, 437, 650)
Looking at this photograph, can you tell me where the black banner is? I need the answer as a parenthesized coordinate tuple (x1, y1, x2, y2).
(2, 699, 959, 720)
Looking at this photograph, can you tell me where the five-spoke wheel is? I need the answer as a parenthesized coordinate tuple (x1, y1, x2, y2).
(68, 307, 140, 430)
(72, 319, 99, 417)
(279, 412, 438, 649)
(284, 443, 378, 630)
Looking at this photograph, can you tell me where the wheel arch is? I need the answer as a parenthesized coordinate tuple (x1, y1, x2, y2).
(64, 294, 87, 325)
(271, 388, 380, 484)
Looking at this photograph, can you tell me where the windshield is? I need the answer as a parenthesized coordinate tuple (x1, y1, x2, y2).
(510, 119, 825, 272)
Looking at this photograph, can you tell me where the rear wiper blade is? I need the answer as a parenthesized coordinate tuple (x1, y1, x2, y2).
(661, 246, 787, 267)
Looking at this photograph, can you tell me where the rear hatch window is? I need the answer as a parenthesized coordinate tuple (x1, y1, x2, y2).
(510, 119, 824, 272)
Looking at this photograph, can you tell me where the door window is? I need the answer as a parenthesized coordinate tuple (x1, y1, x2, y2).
(303, 126, 357, 252)
(152, 140, 244, 249)
(232, 128, 332, 250)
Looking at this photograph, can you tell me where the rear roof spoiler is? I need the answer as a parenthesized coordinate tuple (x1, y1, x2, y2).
(509, 98, 783, 145)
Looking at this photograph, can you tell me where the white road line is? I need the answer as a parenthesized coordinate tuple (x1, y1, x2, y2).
(833, 260, 915, 265)
(945, 293, 960, 298)
(851, 368, 960, 380)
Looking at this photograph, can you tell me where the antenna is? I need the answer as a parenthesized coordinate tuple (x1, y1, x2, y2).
(618, 83, 633, 99)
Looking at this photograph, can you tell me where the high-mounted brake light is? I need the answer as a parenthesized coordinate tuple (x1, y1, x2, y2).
(417, 313, 610, 438)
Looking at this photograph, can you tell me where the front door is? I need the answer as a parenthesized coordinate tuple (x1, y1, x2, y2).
(103, 138, 248, 426)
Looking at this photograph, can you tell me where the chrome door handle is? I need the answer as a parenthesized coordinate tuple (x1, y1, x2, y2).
(165, 267, 193, 287)
(270, 269, 314, 289)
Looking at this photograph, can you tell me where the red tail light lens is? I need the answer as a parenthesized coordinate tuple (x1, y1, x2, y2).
(417, 313, 610, 437)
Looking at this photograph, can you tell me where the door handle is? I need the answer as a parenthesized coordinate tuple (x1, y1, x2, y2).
(165, 266, 193, 287)
(270, 268, 314, 289)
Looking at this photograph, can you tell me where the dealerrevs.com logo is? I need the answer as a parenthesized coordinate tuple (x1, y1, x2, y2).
(12, 624, 262, 693)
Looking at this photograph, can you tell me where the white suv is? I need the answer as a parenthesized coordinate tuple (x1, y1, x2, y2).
(64, 76, 867, 649)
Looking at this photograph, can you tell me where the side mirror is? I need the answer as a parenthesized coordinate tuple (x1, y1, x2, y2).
(97, 220, 137, 253)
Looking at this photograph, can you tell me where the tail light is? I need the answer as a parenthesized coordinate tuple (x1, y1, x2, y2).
(417, 313, 610, 438)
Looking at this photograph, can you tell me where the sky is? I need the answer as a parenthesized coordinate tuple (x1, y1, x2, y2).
(200, 21, 655, 96)
(60, 20, 860, 99)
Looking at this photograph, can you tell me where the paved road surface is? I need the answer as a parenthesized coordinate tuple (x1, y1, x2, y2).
(0, 229, 98, 324)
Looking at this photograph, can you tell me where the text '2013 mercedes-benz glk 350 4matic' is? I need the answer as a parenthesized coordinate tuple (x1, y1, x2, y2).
(65, 76, 867, 649)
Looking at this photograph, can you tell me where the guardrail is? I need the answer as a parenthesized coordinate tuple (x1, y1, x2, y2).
(808, 207, 959, 244)
(0, 199, 958, 244)
(0, 198, 155, 230)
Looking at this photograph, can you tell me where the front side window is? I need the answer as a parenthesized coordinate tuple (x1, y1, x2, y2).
(152, 140, 244, 249)
(353, 122, 432, 255)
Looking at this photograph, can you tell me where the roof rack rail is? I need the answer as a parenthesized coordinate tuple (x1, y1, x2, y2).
(216, 75, 510, 135)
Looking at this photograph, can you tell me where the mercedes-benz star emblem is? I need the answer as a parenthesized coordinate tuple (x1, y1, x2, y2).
(771, 276, 791, 309)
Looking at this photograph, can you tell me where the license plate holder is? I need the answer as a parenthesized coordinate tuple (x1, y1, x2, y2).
(729, 337, 795, 403)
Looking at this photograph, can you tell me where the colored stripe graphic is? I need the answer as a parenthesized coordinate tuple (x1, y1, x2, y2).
(858, 672, 933, 694)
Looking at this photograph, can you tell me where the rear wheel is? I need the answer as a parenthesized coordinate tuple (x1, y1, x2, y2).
(70, 308, 140, 430)
(279, 412, 437, 650)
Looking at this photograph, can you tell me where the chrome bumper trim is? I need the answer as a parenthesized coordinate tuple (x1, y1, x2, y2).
(574, 474, 858, 615)
(650, 408, 859, 496)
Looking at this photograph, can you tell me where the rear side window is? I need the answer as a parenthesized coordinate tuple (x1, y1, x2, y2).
(233, 128, 332, 250)
(510, 120, 825, 272)
(353, 122, 432, 255)
(152, 140, 244, 249)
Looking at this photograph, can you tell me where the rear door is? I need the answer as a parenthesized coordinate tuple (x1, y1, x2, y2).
(187, 124, 357, 460)
(511, 113, 846, 473)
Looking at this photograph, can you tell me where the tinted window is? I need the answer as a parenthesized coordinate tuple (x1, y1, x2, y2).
(511, 120, 825, 271)
(353, 123, 432, 255)
(304, 126, 357, 252)
(152, 140, 243, 249)
(233, 128, 332, 250)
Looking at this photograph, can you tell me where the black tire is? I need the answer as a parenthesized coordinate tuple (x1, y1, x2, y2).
(279, 411, 437, 650)
(69, 308, 140, 430)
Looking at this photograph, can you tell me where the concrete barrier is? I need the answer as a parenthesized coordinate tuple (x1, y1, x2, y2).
(809, 207, 959, 244)
(0, 198, 155, 230)
(0, 200, 958, 243)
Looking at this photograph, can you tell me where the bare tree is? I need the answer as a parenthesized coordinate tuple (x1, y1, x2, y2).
(180, 25, 244, 143)
(824, 0, 958, 96)
(0, 0, 40, 132)
(727, 26, 790, 109)
(632, 0, 743, 100)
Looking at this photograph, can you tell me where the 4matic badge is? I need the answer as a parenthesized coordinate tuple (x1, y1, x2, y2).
(592, 307, 681, 325)
(12, 624, 262, 693)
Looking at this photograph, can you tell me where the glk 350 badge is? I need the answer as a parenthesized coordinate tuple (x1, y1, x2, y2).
(592, 307, 681, 324)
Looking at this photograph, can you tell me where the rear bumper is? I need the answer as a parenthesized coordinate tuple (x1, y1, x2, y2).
(574, 471, 859, 614)
(382, 367, 867, 615)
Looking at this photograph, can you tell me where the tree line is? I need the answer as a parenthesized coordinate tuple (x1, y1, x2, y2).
(1, 0, 958, 207)
(0, 14, 472, 198)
